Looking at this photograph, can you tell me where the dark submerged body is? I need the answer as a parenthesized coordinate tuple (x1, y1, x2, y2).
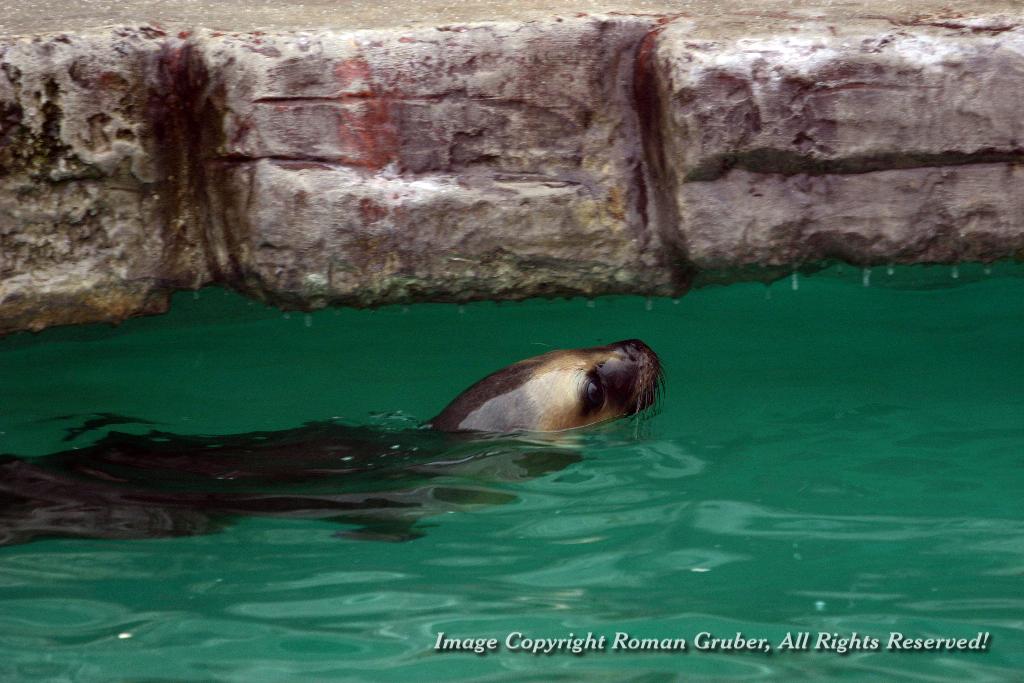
(0, 422, 579, 546)
(0, 339, 660, 547)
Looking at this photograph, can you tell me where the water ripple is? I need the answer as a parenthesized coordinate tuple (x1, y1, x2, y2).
(693, 501, 1024, 542)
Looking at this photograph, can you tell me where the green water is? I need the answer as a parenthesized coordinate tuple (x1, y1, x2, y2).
(1, 264, 1022, 681)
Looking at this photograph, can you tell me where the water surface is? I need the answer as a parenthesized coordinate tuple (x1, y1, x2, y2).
(1, 264, 1022, 681)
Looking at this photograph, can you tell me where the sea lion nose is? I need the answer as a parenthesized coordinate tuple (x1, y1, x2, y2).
(615, 339, 647, 361)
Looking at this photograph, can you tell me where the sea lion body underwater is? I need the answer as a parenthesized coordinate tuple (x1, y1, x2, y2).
(0, 340, 661, 545)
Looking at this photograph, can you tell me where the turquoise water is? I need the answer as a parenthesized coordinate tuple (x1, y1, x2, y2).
(1, 264, 1022, 681)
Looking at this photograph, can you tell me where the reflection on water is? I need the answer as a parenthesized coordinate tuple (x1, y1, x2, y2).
(693, 500, 1024, 542)
(0, 422, 581, 545)
(0, 265, 1022, 680)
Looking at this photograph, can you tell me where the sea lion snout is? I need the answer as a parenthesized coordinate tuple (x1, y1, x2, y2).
(616, 338, 649, 360)
(597, 339, 661, 415)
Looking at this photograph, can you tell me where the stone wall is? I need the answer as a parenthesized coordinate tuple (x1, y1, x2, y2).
(2, 7, 1023, 334)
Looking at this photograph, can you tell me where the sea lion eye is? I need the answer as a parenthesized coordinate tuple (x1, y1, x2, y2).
(584, 376, 605, 410)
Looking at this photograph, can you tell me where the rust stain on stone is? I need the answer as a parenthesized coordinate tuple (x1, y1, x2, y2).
(359, 197, 388, 223)
(606, 186, 626, 221)
(332, 57, 398, 170)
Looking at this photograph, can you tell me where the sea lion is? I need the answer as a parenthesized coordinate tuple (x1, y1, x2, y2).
(0, 339, 662, 545)
(431, 339, 662, 432)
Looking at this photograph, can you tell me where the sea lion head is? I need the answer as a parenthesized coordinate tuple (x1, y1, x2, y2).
(429, 339, 662, 433)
